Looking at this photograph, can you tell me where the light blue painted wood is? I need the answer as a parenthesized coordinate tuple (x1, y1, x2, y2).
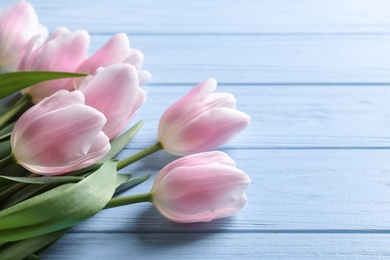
(64, 149, 390, 232)
(109, 35, 390, 84)
(3, 0, 390, 33)
(1, 0, 390, 259)
(41, 233, 390, 259)
(118, 85, 390, 149)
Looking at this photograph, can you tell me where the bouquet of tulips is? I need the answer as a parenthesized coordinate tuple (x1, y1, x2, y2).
(0, 1, 251, 259)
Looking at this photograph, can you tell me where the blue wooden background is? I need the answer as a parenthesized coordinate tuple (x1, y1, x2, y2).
(4, 0, 390, 258)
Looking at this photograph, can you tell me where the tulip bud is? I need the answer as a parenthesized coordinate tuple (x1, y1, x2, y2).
(11, 90, 110, 175)
(158, 78, 250, 156)
(151, 151, 251, 223)
(0, 1, 47, 72)
(76, 33, 151, 86)
(78, 64, 146, 140)
(18, 27, 90, 103)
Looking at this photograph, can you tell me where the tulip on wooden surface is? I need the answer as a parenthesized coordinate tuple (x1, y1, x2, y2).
(11, 90, 110, 175)
(0, 0, 47, 72)
(150, 151, 251, 223)
(18, 27, 89, 103)
(78, 64, 146, 140)
(158, 78, 250, 156)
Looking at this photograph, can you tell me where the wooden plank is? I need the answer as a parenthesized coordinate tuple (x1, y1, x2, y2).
(67, 149, 390, 233)
(86, 34, 390, 84)
(121, 85, 390, 149)
(4, 0, 390, 33)
(41, 233, 390, 259)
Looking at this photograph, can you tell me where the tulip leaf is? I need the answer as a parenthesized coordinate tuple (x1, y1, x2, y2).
(0, 140, 11, 160)
(0, 160, 117, 243)
(0, 183, 51, 209)
(0, 164, 26, 191)
(0, 175, 83, 184)
(0, 228, 69, 259)
(101, 121, 144, 162)
(115, 173, 151, 194)
(0, 122, 15, 140)
(0, 71, 88, 99)
(116, 173, 131, 187)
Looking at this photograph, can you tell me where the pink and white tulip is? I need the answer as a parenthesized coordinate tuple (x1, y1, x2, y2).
(151, 151, 251, 223)
(158, 78, 250, 156)
(18, 27, 90, 103)
(78, 64, 146, 140)
(76, 33, 151, 86)
(11, 90, 110, 175)
(0, 1, 47, 72)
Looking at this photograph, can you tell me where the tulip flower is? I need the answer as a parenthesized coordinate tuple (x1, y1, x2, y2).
(157, 78, 250, 156)
(11, 90, 110, 175)
(78, 64, 146, 140)
(76, 33, 151, 86)
(150, 151, 251, 223)
(0, 1, 47, 72)
(18, 27, 90, 103)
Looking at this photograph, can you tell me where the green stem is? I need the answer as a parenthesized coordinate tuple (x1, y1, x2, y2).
(116, 142, 163, 170)
(104, 192, 152, 209)
(0, 94, 31, 128)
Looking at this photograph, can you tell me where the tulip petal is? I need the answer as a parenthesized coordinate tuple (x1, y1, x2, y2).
(123, 48, 144, 70)
(138, 70, 152, 85)
(153, 151, 236, 187)
(158, 78, 217, 142)
(13, 104, 107, 175)
(162, 107, 250, 155)
(29, 27, 89, 72)
(78, 33, 130, 74)
(153, 163, 250, 223)
(12, 90, 85, 143)
(0, 1, 47, 71)
(21, 27, 90, 102)
(80, 64, 144, 140)
(66, 131, 110, 170)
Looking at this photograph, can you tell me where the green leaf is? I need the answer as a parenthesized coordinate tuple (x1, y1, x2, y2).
(116, 173, 131, 188)
(0, 175, 84, 209)
(0, 71, 87, 99)
(0, 175, 83, 185)
(0, 183, 52, 209)
(0, 160, 117, 243)
(0, 228, 68, 260)
(0, 140, 11, 160)
(115, 173, 152, 194)
(0, 164, 26, 191)
(101, 121, 144, 161)
(0, 122, 15, 140)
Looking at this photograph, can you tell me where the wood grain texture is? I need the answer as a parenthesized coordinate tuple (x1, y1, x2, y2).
(4, 0, 390, 33)
(1, 0, 390, 259)
(58, 149, 390, 232)
(98, 34, 390, 84)
(41, 233, 390, 259)
(121, 85, 390, 149)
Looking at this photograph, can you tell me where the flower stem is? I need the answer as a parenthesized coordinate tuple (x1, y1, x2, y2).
(116, 142, 163, 170)
(0, 94, 31, 128)
(104, 192, 152, 209)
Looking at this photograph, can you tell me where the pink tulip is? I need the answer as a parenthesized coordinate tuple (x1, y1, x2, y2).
(18, 27, 90, 103)
(151, 151, 251, 223)
(78, 64, 146, 140)
(158, 78, 250, 156)
(11, 90, 110, 175)
(76, 33, 151, 86)
(0, 1, 47, 72)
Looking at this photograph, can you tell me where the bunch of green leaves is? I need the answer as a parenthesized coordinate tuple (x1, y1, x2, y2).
(0, 72, 151, 259)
